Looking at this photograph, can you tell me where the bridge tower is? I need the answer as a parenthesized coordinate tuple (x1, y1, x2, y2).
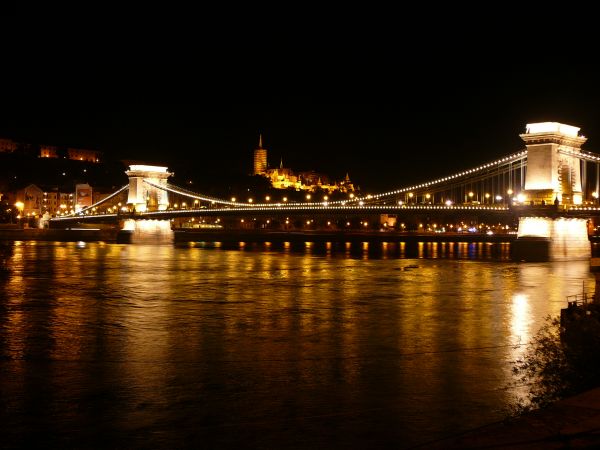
(122, 165, 174, 244)
(125, 164, 172, 212)
(515, 123, 590, 261)
(521, 122, 587, 205)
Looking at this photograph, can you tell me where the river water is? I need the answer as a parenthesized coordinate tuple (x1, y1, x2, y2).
(0, 240, 595, 449)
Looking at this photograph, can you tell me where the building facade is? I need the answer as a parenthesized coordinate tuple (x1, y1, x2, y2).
(75, 183, 93, 212)
(9, 184, 45, 217)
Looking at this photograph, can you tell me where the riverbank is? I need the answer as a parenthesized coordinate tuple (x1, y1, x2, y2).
(424, 387, 600, 448)
(0, 227, 518, 244)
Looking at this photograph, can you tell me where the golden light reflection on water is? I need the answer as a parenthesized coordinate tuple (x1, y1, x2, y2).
(0, 241, 597, 447)
(511, 294, 531, 347)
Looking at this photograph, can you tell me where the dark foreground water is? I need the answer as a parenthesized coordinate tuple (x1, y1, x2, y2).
(0, 241, 595, 449)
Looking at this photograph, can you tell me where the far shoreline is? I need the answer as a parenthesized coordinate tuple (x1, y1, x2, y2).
(0, 226, 519, 245)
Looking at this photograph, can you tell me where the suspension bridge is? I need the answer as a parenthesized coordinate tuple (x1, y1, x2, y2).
(50, 122, 600, 260)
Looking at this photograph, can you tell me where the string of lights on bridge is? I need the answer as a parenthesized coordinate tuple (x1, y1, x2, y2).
(140, 204, 511, 214)
(54, 146, 600, 221)
(333, 150, 529, 205)
(50, 149, 537, 219)
(558, 148, 600, 163)
(52, 204, 512, 221)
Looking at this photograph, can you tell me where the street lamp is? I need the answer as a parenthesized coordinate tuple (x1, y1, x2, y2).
(15, 201, 24, 225)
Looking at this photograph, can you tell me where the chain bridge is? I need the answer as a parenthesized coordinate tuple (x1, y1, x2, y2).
(50, 122, 600, 260)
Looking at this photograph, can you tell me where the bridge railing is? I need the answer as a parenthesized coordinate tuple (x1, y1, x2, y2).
(565, 292, 593, 307)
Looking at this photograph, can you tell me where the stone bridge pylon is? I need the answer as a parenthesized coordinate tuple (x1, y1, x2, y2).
(122, 164, 174, 243)
(125, 164, 172, 212)
(521, 122, 587, 205)
(516, 122, 590, 261)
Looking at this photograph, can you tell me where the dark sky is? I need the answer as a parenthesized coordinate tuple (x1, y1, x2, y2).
(2, 9, 599, 192)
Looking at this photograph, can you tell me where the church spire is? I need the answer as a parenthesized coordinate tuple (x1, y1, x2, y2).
(258, 134, 263, 148)
(280, 156, 283, 169)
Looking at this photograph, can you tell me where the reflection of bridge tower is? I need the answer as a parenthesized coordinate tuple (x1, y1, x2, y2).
(125, 165, 172, 212)
(521, 122, 587, 205)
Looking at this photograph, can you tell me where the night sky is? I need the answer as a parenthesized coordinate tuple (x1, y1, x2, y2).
(2, 9, 599, 192)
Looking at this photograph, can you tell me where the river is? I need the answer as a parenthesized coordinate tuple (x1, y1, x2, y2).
(0, 240, 595, 448)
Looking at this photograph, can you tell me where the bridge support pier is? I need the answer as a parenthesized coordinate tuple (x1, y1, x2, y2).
(118, 219, 174, 244)
(513, 217, 590, 261)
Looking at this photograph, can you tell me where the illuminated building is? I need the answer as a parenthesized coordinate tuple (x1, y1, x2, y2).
(8, 184, 44, 217)
(42, 190, 59, 214)
(1, 136, 102, 162)
(5, 182, 113, 217)
(67, 148, 101, 162)
(40, 145, 58, 158)
(253, 134, 268, 175)
(59, 192, 75, 214)
(40, 145, 103, 162)
(252, 135, 356, 193)
(36, 188, 77, 216)
(0, 138, 18, 153)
